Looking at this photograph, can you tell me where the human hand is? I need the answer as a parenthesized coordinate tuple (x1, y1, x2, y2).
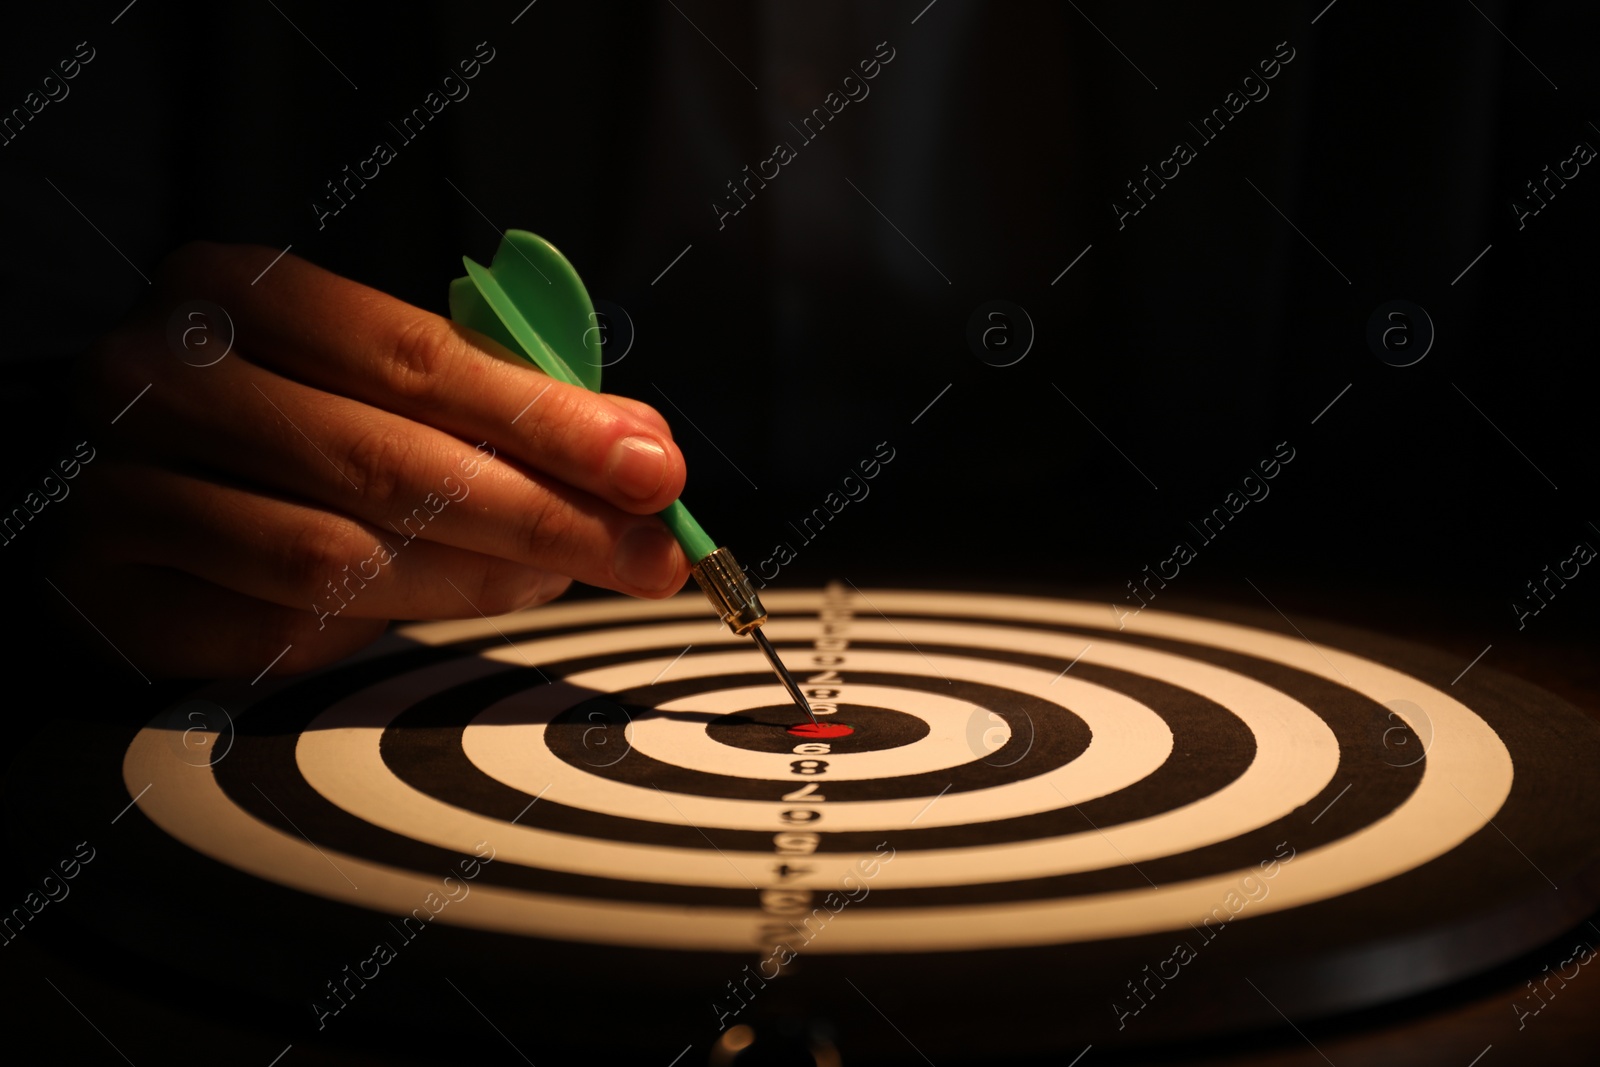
(54, 242, 690, 678)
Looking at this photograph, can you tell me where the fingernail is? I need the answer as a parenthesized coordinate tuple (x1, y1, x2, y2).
(607, 436, 668, 501)
(614, 523, 679, 593)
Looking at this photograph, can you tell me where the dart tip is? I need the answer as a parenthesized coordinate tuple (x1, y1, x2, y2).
(750, 627, 818, 726)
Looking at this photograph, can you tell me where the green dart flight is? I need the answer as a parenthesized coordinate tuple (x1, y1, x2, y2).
(450, 229, 817, 725)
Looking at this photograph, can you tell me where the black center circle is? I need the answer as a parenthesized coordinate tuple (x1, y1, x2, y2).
(706, 703, 929, 753)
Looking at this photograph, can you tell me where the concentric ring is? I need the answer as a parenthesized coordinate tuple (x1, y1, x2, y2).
(123, 589, 1511, 952)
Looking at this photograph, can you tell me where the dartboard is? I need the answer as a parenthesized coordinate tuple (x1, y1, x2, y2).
(44, 586, 1600, 1061)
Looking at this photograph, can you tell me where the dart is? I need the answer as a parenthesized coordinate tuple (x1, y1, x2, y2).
(449, 230, 818, 726)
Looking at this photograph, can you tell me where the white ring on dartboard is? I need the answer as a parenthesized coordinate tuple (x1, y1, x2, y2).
(296, 644, 1295, 871)
(124, 591, 1512, 952)
(291, 642, 1167, 875)
(456, 635, 1300, 836)
(608, 683, 1008, 780)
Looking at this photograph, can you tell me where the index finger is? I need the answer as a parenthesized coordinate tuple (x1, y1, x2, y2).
(164, 242, 688, 515)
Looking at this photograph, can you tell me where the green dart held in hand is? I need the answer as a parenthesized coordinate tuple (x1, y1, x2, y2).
(449, 230, 817, 726)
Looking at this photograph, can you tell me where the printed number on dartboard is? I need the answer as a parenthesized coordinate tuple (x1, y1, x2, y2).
(804, 679, 839, 719)
(780, 759, 827, 824)
(792, 675, 840, 757)
(773, 832, 819, 855)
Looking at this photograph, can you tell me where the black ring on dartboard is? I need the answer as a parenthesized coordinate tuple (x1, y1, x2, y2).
(370, 637, 1355, 867)
(540, 670, 1091, 799)
(375, 649, 1244, 842)
(206, 607, 1420, 908)
(208, 610, 1422, 907)
(206, 617, 1420, 902)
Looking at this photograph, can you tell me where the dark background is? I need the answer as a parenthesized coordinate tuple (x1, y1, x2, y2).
(1, 1, 1597, 1064)
(4, 1, 1598, 617)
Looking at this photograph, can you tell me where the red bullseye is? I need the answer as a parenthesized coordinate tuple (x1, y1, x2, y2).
(787, 722, 854, 739)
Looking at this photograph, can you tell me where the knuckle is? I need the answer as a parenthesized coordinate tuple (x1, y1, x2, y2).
(342, 424, 415, 504)
(523, 383, 597, 454)
(385, 314, 458, 403)
(281, 513, 366, 598)
(515, 499, 577, 567)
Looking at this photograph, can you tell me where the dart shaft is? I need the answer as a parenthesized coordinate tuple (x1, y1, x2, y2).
(751, 626, 819, 726)
(688, 545, 817, 724)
